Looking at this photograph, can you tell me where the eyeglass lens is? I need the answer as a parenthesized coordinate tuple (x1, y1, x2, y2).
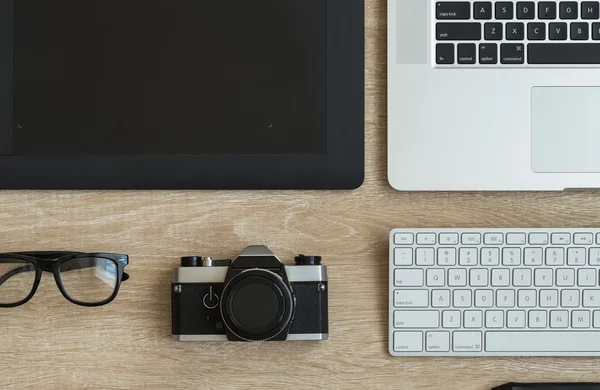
(0, 259, 36, 305)
(59, 257, 118, 304)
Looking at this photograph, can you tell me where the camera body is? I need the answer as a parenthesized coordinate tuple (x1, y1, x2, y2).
(172, 245, 328, 341)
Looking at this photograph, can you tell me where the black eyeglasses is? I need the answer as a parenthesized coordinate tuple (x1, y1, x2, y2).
(0, 252, 129, 307)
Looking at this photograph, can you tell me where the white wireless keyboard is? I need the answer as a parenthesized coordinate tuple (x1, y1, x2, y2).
(389, 228, 600, 356)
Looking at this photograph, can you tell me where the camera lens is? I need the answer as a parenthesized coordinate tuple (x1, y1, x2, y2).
(220, 270, 294, 341)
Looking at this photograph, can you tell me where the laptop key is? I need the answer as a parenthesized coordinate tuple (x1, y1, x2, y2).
(517, 2, 536, 18)
(500, 43, 525, 64)
(436, 43, 455, 64)
(458, 43, 476, 64)
(479, 43, 498, 64)
(539, 1, 558, 18)
(528, 22, 547, 39)
(560, 1, 578, 18)
(582, 1, 600, 19)
(496, 2, 514, 18)
(594, 22, 600, 39)
(485, 22, 503, 40)
(436, 2, 471, 19)
(436, 23, 482, 40)
(506, 23, 525, 39)
(571, 22, 590, 39)
(474, 2, 493, 19)
(549, 22, 568, 39)
(528, 43, 600, 64)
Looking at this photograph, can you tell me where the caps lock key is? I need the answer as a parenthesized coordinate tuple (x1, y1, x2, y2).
(436, 2, 471, 19)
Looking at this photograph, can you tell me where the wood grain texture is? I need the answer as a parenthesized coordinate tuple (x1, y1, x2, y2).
(2, 1, 600, 389)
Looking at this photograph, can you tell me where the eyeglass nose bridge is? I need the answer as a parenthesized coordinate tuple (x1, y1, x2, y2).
(35, 258, 57, 273)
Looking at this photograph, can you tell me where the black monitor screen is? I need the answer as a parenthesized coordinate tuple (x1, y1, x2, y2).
(13, 0, 327, 155)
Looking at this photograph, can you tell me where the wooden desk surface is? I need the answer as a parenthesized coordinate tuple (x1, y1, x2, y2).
(2, 1, 600, 389)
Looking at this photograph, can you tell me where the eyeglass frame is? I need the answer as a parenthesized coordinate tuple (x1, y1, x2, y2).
(0, 251, 129, 307)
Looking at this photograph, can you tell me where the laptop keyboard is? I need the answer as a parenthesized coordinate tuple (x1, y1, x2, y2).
(434, 0, 600, 65)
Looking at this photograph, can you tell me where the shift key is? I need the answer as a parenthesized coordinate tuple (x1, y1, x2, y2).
(437, 23, 482, 40)
(436, 2, 471, 19)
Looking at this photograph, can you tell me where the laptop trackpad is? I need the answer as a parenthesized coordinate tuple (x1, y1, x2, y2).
(532, 87, 600, 173)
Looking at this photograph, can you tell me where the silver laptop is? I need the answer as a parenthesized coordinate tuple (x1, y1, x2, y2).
(388, 0, 600, 190)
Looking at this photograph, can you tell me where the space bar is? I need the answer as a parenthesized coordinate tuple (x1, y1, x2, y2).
(528, 43, 600, 64)
(486, 332, 600, 352)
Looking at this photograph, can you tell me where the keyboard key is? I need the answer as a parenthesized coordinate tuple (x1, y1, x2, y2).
(459, 248, 478, 265)
(550, 310, 569, 328)
(475, 289, 494, 307)
(529, 310, 547, 328)
(448, 268, 467, 286)
(518, 289, 536, 307)
(485, 22, 503, 40)
(548, 23, 568, 39)
(394, 310, 439, 328)
(539, 289, 558, 308)
(496, 2, 514, 18)
(594, 311, 600, 327)
(417, 233, 436, 245)
(529, 233, 549, 245)
(394, 248, 413, 265)
(470, 268, 488, 287)
(484, 233, 503, 245)
(598, 233, 600, 244)
(436, 23, 482, 40)
(439, 233, 459, 244)
(560, 1, 578, 18)
(583, 1, 600, 18)
(567, 247, 586, 265)
(575, 233, 594, 245)
(506, 232, 526, 244)
(427, 268, 445, 286)
(426, 331, 450, 352)
(461, 233, 481, 245)
(436, 2, 471, 19)
(432, 289, 451, 308)
(561, 289, 580, 307)
(513, 268, 531, 286)
(464, 310, 483, 328)
(539, 1, 558, 18)
(556, 268, 575, 286)
(453, 331, 482, 352)
(474, 1, 493, 19)
(497, 290, 515, 307)
(572, 310, 591, 327)
(416, 248, 435, 266)
(394, 331, 423, 352)
(578, 269, 597, 286)
(479, 43, 498, 64)
(552, 233, 571, 245)
(546, 247, 565, 265)
(517, 2, 536, 18)
(535, 268, 553, 286)
(394, 233, 414, 245)
(524, 248, 543, 266)
(443, 310, 461, 327)
(491, 269, 510, 286)
(500, 43, 525, 64)
(394, 289, 429, 308)
(527, 22, 546, 39)
(481, 247, 500, 265)
(458, 43, 476, 64)
(507, 310, 526, 328)
(453, 289, 472, 307)
(438, 248, 457, 265)
(486, 310, 504, 328)
(394, 269, 424, 287)
(583, 290, 600, 307)
(502, 247, 521, 265)
(486, 331, 600, 352)
(571, 22, 589, 40)
(591, 248, 600, 265)
(531, 43, 600, 63)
